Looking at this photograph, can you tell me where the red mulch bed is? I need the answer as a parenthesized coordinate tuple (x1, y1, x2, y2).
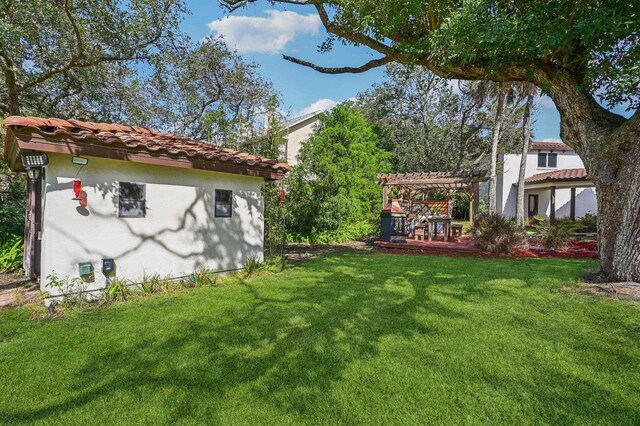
(377, 239, 599, 259)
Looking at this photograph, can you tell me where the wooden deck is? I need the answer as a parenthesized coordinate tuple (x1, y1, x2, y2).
(375, 237, 481, 255)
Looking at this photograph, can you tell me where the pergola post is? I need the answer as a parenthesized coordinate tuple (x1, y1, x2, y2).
(382, 184, 389, 208)
(469, 182, 480, 227)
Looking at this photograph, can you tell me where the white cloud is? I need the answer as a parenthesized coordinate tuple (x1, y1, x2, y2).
(208, 10, 321, 55)
(296, 98, 340, 116)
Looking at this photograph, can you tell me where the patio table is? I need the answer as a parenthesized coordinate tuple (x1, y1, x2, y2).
(427, 216, 452, 242)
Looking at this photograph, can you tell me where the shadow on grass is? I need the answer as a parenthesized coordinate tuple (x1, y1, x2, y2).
(1, 254, 638, 423)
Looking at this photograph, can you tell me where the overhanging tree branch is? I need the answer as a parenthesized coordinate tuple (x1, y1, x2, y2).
(282, 54, 392, 74)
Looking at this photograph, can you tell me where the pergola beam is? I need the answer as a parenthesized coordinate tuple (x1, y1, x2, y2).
(378, 171, 489, 191)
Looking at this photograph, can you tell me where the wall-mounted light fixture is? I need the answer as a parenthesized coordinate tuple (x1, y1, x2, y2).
(73, 179, 82, 200)
(72, 156, 88, 166)
(20, 152, 49, 182)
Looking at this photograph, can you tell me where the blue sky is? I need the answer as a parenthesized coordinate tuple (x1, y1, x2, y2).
(183, 1, 628, 141)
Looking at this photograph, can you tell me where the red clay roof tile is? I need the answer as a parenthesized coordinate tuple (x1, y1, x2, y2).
(3, 116, 291, 178)
(530, 141, 573, 151)
(524, 168, 588, 184)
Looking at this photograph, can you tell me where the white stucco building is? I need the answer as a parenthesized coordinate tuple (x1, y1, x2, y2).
(497, 141, 597, 220)
(2, 116, 289, 296)
(282, 111, 322, 166)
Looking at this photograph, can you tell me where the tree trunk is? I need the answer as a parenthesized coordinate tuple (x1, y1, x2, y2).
(488, 87, 506, 214)
(544, 70, 640, 282)
(516, 92, 534, 226)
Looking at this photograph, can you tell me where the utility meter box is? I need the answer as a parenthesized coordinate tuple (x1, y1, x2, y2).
(102, 258, 115, 275)
(78, 262, 94, 276)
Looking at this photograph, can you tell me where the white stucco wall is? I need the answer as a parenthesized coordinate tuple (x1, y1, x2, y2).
(40, 153, 265, 294)
(497, 149, 597, 219)
(285, 117, 319, 166)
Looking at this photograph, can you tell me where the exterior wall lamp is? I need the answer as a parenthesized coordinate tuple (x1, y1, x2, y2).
(20, 152, 49, 182)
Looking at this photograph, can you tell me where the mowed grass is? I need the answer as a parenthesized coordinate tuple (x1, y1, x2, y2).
(0, 253, 639, 424)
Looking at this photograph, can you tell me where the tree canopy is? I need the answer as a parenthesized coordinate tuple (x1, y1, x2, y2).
(357, 64, 524, 173)
(222, 0, 640, 281)
(1, 1, 278, 148)
(286, 104, 391, 241)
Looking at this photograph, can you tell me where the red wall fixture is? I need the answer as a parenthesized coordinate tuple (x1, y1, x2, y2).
(73, 179, 82, 199)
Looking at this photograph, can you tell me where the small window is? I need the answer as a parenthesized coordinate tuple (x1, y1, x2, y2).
(537, 153, 547, 167)
(119, 182, 146, 218)
(215, 189, 233, 217)
(538, 152, 557, 168)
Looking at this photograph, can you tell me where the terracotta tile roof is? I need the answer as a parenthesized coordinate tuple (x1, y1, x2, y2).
(530, 141, 573, 151)
(524, 168, 588, 184)
(2, 116, 290, 180)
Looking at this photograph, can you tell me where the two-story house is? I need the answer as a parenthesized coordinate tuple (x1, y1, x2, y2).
(281, 111, 322, 166)
(497, 141, 597, 220)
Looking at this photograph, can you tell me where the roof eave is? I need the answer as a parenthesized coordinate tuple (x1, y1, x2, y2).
(9, 128, 287, 180)
(1, 127, 24, 172)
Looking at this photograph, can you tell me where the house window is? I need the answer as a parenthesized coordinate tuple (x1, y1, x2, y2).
(119, 182, 146, 218)
(215, 189, 233, 217)
(538, 152, 557, 168)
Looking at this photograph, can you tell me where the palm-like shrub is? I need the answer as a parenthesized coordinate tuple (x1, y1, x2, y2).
(531, 216, 577, 249)
(472, 213, 527, 253)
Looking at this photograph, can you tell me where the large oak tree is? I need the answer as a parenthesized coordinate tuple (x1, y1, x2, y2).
(223, 0, 639, 281)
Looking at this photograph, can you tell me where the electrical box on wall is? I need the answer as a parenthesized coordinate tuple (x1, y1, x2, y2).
(102, 258, 115, 275)
(78, 262, 94, 276)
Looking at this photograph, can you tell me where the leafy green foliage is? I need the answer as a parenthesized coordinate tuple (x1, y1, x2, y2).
(0, 0, 187, 116)
(141, 38, 277, 145)
(0, 161, 25, 243)
(531, 216, 578, 249)
(287, 220, 377, 244)
(286, 104, 391, 241)
(243, 256, 262, 277)
(1, 1, 278, 148)
(472, 213, 527, 253)
(358, 64, 524, 173)
(578, 214, 598, 233)
(0, 236, 22, 272)
(248, 0, 638, 109)
(190, 269, 217, 288)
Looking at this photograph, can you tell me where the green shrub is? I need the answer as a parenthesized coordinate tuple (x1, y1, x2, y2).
(288, 220, 377, 244)
(243, 256, 262, 277)
(139, 273, 164, 293)
(0, 236, 23, 272)
(285, 104, 391, 242)
(471, 213, 527, 253)
(104, 277, 132, 302)
(190, 268, 217, 287)
(578, 214, 598, 233)
(531, 216, 577, 249)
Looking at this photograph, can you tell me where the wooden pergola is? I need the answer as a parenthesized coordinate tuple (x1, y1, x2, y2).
(378, 171, 489, 226)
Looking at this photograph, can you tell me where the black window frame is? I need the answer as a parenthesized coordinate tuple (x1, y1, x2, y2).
(215, 189, 233, 218)
(537, 152, 558, 168)
(118, 182, 146, 218)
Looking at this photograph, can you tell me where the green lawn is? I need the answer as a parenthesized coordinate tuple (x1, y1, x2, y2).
(1, 253, 639, 424)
